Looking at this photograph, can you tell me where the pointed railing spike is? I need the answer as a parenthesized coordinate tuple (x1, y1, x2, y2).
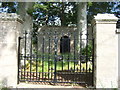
(83, 67, 85, 72)
(76, 67, 79, 71)
(89, 68, 91, 72)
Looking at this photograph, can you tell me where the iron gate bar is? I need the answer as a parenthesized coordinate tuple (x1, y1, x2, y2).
(17, 37, 21, 84)
(42, 37, 45, 80)
(54, 31, 58, 83)
(21, 54, 23, 80)
(39, 54, 41, 80)
(61, 32, 64, 71)
(18, 30, 94, 86)
(30, 34, 32, 80)
(68, 53, 70, 70)
(24, 31, 27, 80)
(36, 34, 38, 80)
(79, 33, 81, 73)
(26, 54, 29, 81)
(73, 31, 76, 83)
(68, 32, 70, 71)
(48, 36, 50, 81)
(92, 27, 95, 86)
(86, 31, 88, 85)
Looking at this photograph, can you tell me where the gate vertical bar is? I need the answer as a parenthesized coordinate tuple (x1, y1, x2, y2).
(24, 31, 27, 80)
(48, 35, 50, 81)
(80, 32, 82, 73)
(68, 32, 70, 70)
(26, 54, 29, 81)
(42, 36, 45, 80)
(85, 29, 89, 85)
(30, 33, 32, 80)
(54, 31, 57, 83)
(36, 33, 38, 80)
(79, 31, 82, 84)
(73, 31, 76, 83)
(74, 31, 76, 71)
(61, 32, 64, 71)
(18, 37, 21, 84)
(92, 26, 94, 86)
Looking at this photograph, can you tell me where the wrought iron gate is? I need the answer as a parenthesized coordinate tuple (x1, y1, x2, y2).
(18, 29, 94, 86)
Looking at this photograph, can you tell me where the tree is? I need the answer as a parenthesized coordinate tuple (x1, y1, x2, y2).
(31, 2, 77, 27)
(0, 2, 119, 29)
(0, 2, 17, 13)
(77, 2, 87, 51)
(87, 2, 118, 23)
(0, 2, 119, 52)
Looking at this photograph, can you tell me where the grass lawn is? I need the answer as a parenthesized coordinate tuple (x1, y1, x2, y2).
(22, 53, 93, 73)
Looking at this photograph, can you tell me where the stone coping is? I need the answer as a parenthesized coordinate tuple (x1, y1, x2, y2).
(0, 13, 23, 23)
(91, 14, 118, 25)
(38, 26, 77, 32)
(94, 14, 118, 21)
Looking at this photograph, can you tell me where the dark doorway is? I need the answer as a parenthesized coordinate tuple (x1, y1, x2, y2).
(60, 36, 70, 53)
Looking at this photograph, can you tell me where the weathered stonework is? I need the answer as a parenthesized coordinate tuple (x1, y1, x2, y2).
(0, 13, 23, 87)
(93, 14, 118, 88)
(37, 26, 78, 54)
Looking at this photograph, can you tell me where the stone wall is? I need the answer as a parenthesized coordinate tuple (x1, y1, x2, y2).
(37, 26, 78, 54)
(0, 13, 23, 87)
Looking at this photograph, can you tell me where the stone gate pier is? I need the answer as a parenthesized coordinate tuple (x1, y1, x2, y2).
(92, 14, 118, 88)
(0, 13, 23, 87)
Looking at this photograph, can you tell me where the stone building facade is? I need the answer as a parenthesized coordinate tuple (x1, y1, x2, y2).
(37, 26, 79, 55)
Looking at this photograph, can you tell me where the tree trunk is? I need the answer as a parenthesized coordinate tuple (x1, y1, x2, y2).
(77, 2, 87, 52)
(18, 2, 34, 54)
(61, 2, 65, 26)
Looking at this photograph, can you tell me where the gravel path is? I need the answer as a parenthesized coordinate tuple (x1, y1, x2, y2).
(16, 83, 84, 89)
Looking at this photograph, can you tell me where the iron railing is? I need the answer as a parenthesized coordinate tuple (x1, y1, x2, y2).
(18, 29, 94, 86)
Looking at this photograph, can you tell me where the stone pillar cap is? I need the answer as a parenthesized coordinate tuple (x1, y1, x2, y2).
(94, 14, 118, 21)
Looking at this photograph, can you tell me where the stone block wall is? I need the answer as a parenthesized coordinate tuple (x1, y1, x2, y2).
(0, 13, 23, 87)
(37, 26, 78, 54)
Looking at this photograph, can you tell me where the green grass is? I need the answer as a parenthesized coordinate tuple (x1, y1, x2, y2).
(23, 53, 93, 73)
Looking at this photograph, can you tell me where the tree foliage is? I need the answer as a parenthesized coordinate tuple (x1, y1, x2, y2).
(30, 2, 77, 27)
(0, 2, 17, 13)
(0, 2, 119, 27)
(87, 2, 113, 23)
(29, 2, 119, 27)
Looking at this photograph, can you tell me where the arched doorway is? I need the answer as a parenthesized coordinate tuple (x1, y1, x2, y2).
(60, 36, 70, 53)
